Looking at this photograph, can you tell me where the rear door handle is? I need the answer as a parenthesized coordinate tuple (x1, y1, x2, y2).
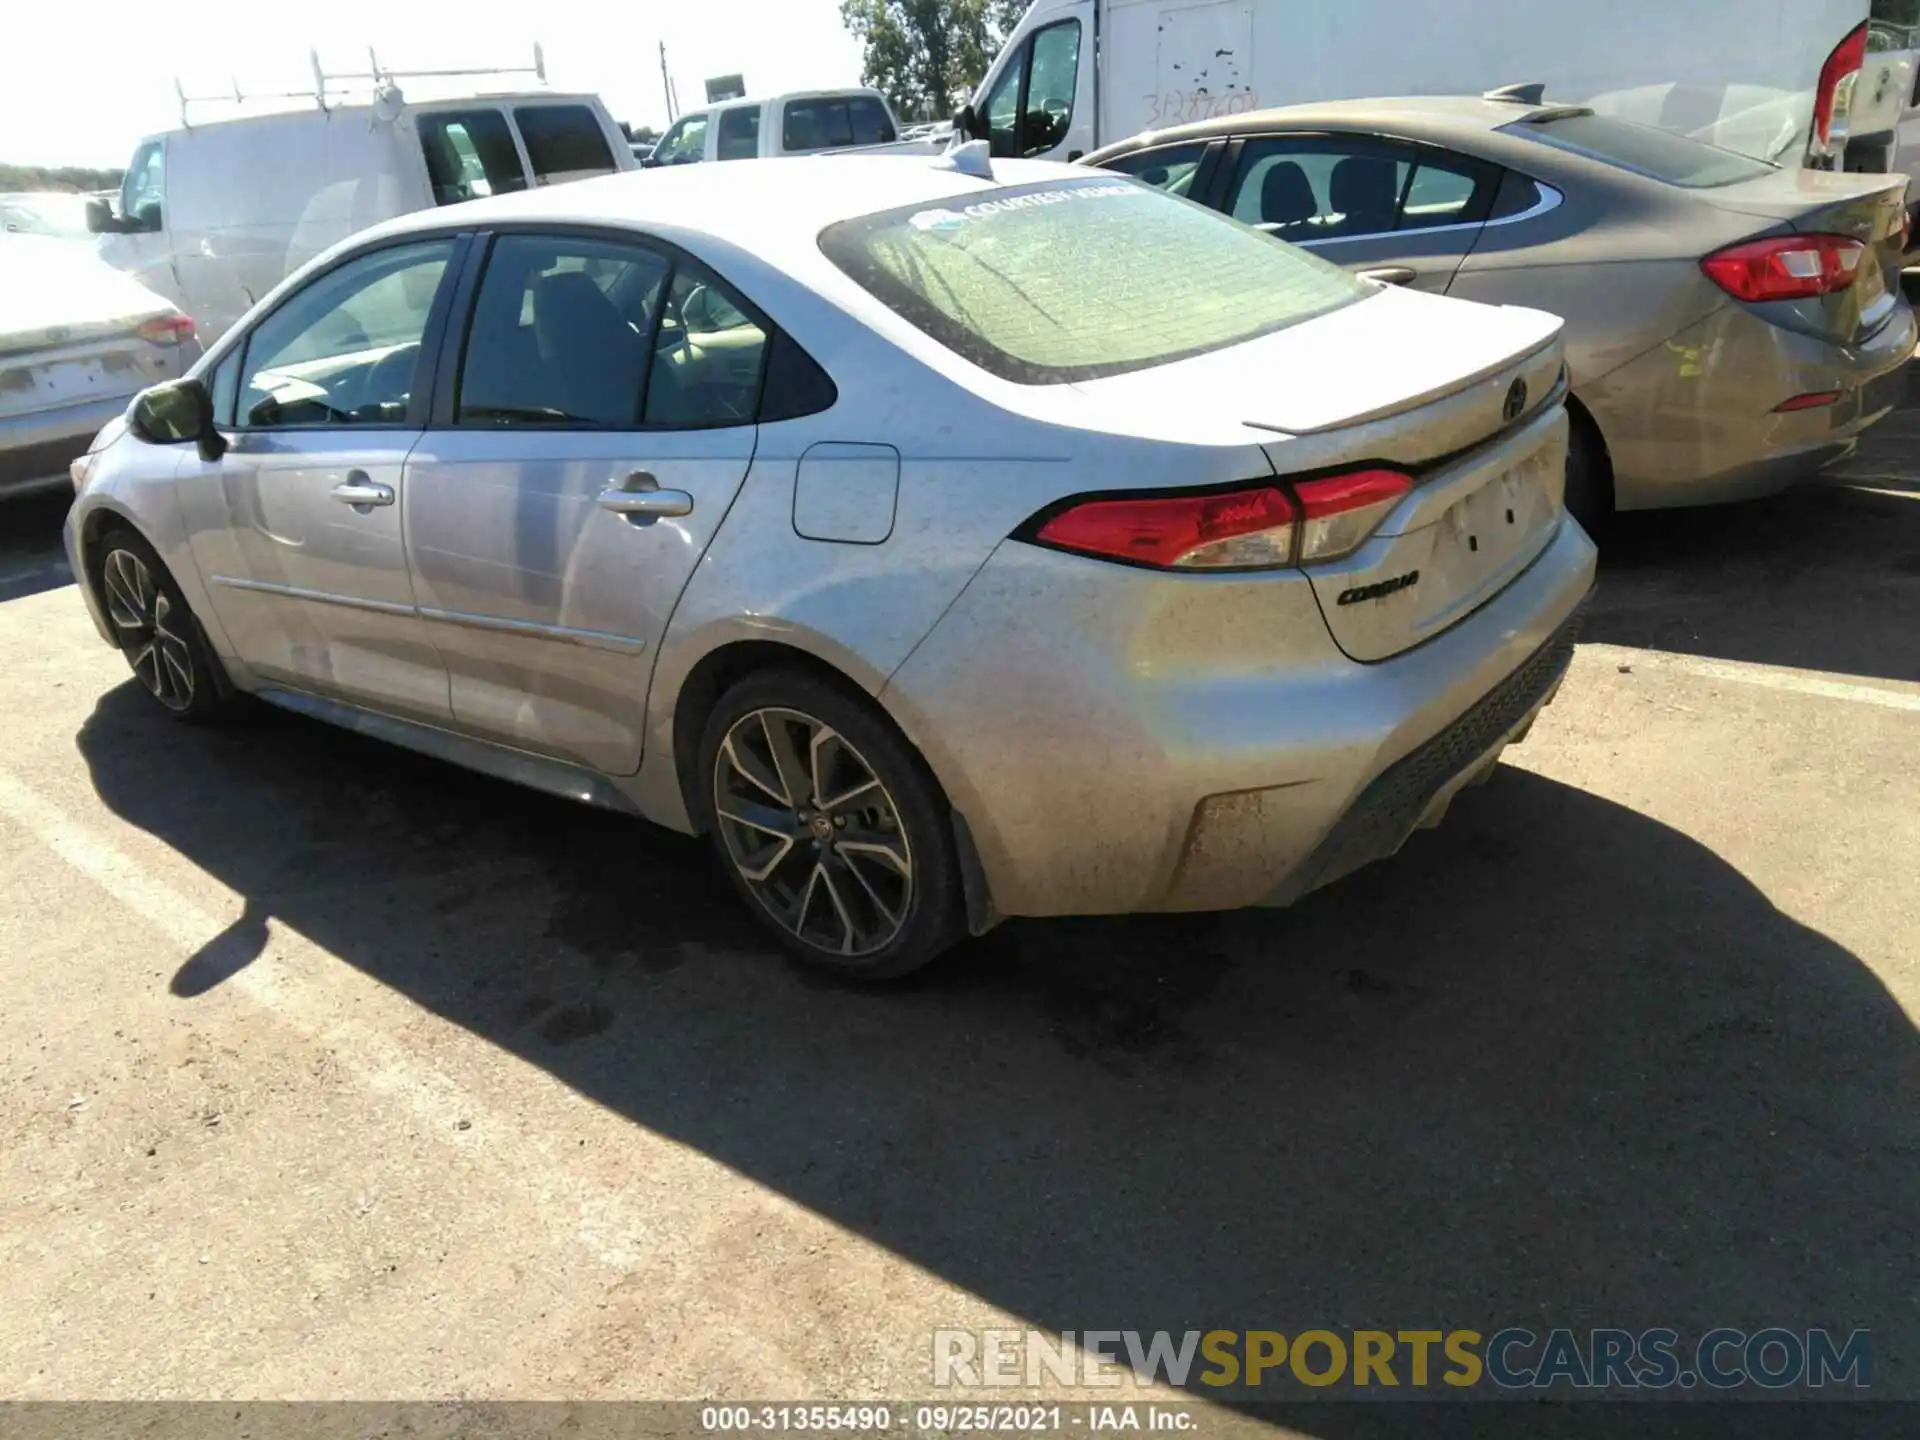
(330, 472, 394, 508)
(1357, 266, 1418, 287)
(597, 470, 694, 522)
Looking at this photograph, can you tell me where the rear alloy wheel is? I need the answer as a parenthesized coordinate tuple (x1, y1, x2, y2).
(698, 671, 964, 978)
(96, 528, 228, 722)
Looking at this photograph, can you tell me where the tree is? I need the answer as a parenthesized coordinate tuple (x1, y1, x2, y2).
(840, 0, 1030, 122)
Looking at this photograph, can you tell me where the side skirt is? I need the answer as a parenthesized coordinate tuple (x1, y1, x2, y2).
(252, 687, 644, 816)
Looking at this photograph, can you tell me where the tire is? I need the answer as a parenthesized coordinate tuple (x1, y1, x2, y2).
(92, 525, 232, 723)
(694, 668, 965, 979)
(1564, 409, 1613, 539)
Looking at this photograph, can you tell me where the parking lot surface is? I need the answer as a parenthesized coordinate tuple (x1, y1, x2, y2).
(1, 400, 1916, 1423)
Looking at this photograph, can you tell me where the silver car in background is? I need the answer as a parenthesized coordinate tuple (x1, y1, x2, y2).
(1088, 94, 1918, 525)
(65, 155, 1594, 976)
(2, 234, 199, 500)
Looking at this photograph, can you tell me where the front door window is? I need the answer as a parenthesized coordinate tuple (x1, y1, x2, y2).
(237, 240, 455, 429)
(120, 141, 165, 231)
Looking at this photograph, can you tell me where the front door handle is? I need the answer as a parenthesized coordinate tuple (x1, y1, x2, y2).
(597, 470, 694, 522)
(330, 472, 395, 509)
(1357, 265, 1418, 287)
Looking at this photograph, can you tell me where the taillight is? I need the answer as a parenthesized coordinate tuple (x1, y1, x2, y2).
(1701, 234, 1865, 302)
(1036, 485, 1298, 569)
(1811, 22, 1867, 159)
(1030, 467, 1413, 571)
(136, 313, 196, 346)
(1293, 469, 1415, 563)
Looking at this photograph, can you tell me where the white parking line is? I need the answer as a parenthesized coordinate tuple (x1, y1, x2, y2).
(0, 766, 660, 1273)
(1580, 643, 1920, 714)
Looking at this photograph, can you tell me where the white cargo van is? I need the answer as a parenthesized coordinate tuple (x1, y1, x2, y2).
(87, 52, 632, 342)
(641, 88, 901, 165)
(962, 0, 1876, 173)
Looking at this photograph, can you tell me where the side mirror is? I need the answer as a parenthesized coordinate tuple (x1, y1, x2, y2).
(130, 378, 227, 463)
(84, 197, 118, 234)
(953, 103, 980, 140)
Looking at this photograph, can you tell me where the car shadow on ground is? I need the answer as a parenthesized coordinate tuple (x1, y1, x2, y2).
(73, 681, 1920, 1430)
(1586, 475, 1920, 684)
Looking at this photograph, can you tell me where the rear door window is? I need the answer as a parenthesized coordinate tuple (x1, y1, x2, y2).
(716, 105, 761, 160)
(1224, 135, 1494, 240)
(1499, 112, 1773, 187)
(454, 235, 770, 429)
(419, 111, 529, 205)
(513, 105, 616, 185)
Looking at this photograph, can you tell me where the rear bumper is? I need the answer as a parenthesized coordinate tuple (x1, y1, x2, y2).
(1586, 298, 1917, 511)
(0, 395, 131, 499)
(883, 516, 1598, 919)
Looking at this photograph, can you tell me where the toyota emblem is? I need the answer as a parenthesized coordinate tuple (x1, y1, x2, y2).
(1503, 378, 1528, 423)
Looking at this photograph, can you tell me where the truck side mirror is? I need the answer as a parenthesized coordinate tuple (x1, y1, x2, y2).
(84, 197, 118, 234)
(953, 103, 980, 140)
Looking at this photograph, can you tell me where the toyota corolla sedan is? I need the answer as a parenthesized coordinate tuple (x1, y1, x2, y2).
(1087, 94, 1918, 527)
(65, 151, 1595, 976)
(3, 233, 199, 502)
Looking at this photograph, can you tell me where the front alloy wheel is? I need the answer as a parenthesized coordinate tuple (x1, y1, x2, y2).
(713, 706, 914, 959)
(102, 546, 196, 711)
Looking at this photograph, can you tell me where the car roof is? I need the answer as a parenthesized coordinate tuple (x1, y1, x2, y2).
(140, 90, 606, 145)
(349, 153, 1075, 262)
(689, 87, 891, 119)
(1088, 95, 1573, 159)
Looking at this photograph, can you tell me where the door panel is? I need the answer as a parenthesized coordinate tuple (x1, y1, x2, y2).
(404, 430, 755, 773)
(185, 430, 448, 718)
(181, 237, 460, 719)
(404, 230, 767, 774)
(1221, 134, 1495, 292)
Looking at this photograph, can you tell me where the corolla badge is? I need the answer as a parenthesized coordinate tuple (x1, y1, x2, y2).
(1503, 378, 1528, 423)
(1337, 571, 1420, 606)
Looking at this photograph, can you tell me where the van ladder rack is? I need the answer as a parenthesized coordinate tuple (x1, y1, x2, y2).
(174, 43, 547, 126)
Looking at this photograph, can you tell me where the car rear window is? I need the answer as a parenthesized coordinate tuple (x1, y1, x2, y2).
(1499, 112, 1773, 188)
(819, 178, 1368, 384)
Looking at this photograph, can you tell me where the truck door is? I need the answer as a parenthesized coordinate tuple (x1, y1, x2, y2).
(97, 139, 181, 306)
(978, 1, 1096, 160)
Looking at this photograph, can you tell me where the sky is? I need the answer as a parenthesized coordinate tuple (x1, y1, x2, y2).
(1, 0, 869, 168)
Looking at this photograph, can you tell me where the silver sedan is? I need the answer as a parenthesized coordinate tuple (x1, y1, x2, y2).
(1086, 94, 1917, 526)
(66, 153, 1594, 976)
(2, 234, 199, 501)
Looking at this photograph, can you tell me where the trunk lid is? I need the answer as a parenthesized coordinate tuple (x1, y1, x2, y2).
(1058, 288, 1570, 663)
(1285, 396, 1569, 662)
(1065, 286, 1564, 444)
(1701, 168, 1910, 343)
(1237, 291, 1569, 664)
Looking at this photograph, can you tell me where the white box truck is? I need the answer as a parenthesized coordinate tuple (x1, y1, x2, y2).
(959, 0, 1877, 175)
